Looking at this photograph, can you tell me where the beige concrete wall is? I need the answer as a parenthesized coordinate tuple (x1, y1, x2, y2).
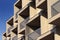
(30, 6, 41, 18)
(18, 34, 24, 40)
(18, 15, 24, 33)
(2, 36, 6, 40)
(7, 37, 10, 40)
(14, 5, 20, 20)
(18, 15, 24, 24)
(14, 22, 18, 28)
(36, 0, 41, 4)
(3, 0, 60, 40)
(11, 31, 16, 39)
(22, 0, 31, 8)
(55, 34, 60, 40)
(41, 16, 53, 34)
(14, 6, 19, 14)
(14, 6, 19, 22)
(6, 23, 11, 36)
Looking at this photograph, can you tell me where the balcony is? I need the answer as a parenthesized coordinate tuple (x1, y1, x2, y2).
(27, 15, 40, 31)
(18, 17, 29, 33)
(28, 28, 41, 40)
(37, 0, 47, 18)
(18, 26, 25, 39)
(3, 33, 6, 37)
(12, 36, 18, 40)
(12, 26, 18, 35)
(36, 0, 45, 7)
(20, 18, 29, 29)
(15, 0, 22, 9)
(6, 24, 13, 36)
(49, 4, 60, 36)
(49, 1, 60, 25)
(37, 26, 56, 40)
(37, 0, 47, 9)
(6, 20, 13, 36)
(40, 32, 54, 40)
(7, 27, 13, 35)
(19, 5, 29, 19)
(7, 16, 13, 26)
(20, 22, 26, 29)
(3, 33, 7, 40)
(30, 0, 45, 8)
(49, 13, 60, 26)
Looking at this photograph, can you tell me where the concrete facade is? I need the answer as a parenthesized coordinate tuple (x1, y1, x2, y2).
(2, 0, 60, 40)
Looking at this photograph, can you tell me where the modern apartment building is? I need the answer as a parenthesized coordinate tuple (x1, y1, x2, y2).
(2, 0, 60, 40)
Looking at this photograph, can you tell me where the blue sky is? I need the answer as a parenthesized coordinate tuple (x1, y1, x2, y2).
(0, 0, 16, 40)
